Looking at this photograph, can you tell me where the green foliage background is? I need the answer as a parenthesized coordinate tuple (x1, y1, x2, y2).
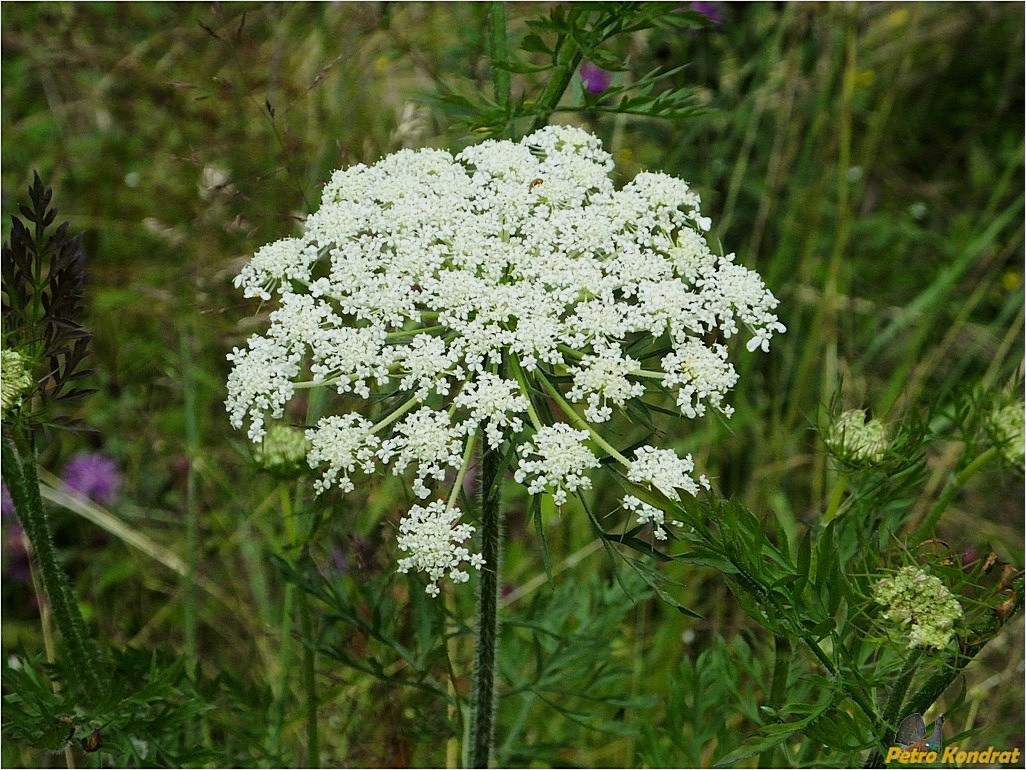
(1, 2, 1022, 767)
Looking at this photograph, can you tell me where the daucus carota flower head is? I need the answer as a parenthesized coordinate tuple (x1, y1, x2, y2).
(226, 125, 785, 596)
(826, 409, 888, 465)
(513, 424, 600, 505)
(873, 566, 962, 650)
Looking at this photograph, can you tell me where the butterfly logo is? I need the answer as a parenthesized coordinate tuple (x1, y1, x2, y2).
(895, 712, 945, 752)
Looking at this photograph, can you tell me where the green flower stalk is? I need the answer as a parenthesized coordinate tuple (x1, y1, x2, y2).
(821, 408, 891, 524)
(1, 173, 106, 704)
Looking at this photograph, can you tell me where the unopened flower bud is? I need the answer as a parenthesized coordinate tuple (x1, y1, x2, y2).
(826, 409, 888, 464)
(988, 401, 1024, 468)
(1, 350, 33, 418)
(254, 424, 310, 475)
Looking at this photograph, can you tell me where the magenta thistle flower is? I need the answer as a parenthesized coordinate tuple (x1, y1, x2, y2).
(62, 452, 122, 506)
(579, 62, 613, 94)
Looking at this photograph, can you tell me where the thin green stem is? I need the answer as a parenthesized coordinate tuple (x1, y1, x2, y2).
(1, 434, 106, 704)
(268, 483, 296, 762)
(449, 430, 479, 510)
(488, 1, 511, 136)
(507, 354, 544, 431)
(529, 10, 587, 133)
(299, 589, 319, 767)
(179, 330, 200, 674)
(295, 389, 327, 767)
(468, 430, 503, 767)
(914, 447, 998, 540)
(821, 472, 849, 526)
(370, 394, 422, 434)
(534, 370, 630, 466)
(813, 23, 857, 510)
(758, 634, 793, 767)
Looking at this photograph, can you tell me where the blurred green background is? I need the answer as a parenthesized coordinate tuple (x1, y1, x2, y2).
(2, 2, 1022, 767)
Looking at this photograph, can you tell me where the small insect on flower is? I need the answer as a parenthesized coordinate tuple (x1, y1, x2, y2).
(895, 713, 944, 752)
(529, 178, 544, 190)
(80, 728, 103, 753)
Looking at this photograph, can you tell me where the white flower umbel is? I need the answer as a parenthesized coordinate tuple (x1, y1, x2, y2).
(988, 401, 1025, 468)
(306, 414, 379, 494)
(397, 500, 485, 597)
(453, 373, 529, 449)
(378, 407, 465, 499)
(623, 495, 672, 540)
(514, 424, 600, 505)
(226, 124, 785, 595)
(627, 446, 708, 501)
(567, 343, 645, 423)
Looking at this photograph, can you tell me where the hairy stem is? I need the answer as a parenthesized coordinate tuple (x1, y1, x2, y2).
(468, 432, 503, 767)
(2, 434, 106, 704)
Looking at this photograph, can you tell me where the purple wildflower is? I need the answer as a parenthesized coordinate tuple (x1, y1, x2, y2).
(689, 2, 723, 26)
(579, 62, 613, 95)
(1, 483, 13, 517)
(4, 522, 30, 582)
(1, 484, 29, 582)
(62, 452, 122, 506)
(329, 546, 349, 574)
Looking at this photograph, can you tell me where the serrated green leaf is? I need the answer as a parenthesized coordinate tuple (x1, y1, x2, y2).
(674, 550, 739, 574)
(492, 57, 549, 74)
(796, 528, 812, 580)
(519, 32, 551, 56)
(713, 699, 833, 767)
